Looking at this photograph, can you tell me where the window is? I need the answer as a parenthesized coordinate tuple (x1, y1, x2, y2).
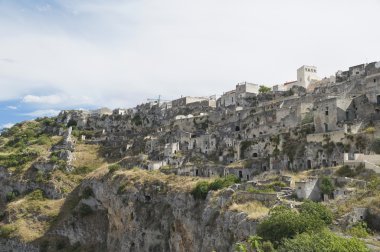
(374, 78, 377, 83)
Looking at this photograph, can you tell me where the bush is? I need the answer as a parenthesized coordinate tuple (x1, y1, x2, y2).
(320, 176, 334, 195)
(262, 241, 275, 252)
(108, 164, 121, 173)
(336, 165, 365, 178)
(6, 190, 19, 202)
(191, 181, 210, 200)
(346, 221, 370, 238)
(299, 200, 333, 225)
(27, 189, 46, 201)
(72, 166, 94, 175)
(259, 85, 271, 93)
(257, 205, 326, 244)
(0, 151, 39, 168)
(209, 174, 240, 191)
(278, 229, 369, 252)
(0, 225, 16, 238)
(35, 135, 51, 145)
(234, 235, 275, 252)
(192, 175, 240, 200)
(336, 165, 356, 177)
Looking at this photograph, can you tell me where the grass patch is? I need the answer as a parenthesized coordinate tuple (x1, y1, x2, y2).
(229, 201, 269, 220)
(71, 144, 106, 171)
(4, 197, 64, 242)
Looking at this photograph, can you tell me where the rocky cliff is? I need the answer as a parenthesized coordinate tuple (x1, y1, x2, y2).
(33, 169, 257, 252)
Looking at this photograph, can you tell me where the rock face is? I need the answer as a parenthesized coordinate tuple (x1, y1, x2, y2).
(0, 239, 38, 252)
(43, 171, 257, 252)
(0, 167, 64, 201)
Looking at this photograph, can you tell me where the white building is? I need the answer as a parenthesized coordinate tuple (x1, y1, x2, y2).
(220, 90, 236, 107)
(219, 82, 259, 108)
(274, 65, 321, 91)
(235, 82, 259, 97)
(296, 65, 320, 89)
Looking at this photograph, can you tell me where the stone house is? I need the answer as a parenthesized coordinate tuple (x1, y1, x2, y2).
(295, 177, 321, 201)
(164, 142, 180, 157)
(171, 96, 209, 108)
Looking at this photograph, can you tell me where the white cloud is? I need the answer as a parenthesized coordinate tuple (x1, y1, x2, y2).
(0, 0, 379, 109)
(0, 123, 14, 129)
(21, 94, 95, 108)
(7, 106, 17, 110)
(24, 109, 60, 117)
(22, 94, 63, 104)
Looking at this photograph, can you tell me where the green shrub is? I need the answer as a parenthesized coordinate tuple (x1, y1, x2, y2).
(234, 242, 248, 252)
(192, 175, 240, 200)
(336, 165, 355, 177)
(191, 181, 210, 200)
(279, 229, 369, 252)
(257, 206, 326, 244)
(320, 176, 334, 195)
(247, 187, 275, 194)
(0, 151, 39, 168)
(6, 190, 19, 202)
(346, 221, 370, 238)
(299, 200, 333, 225)
(108, 164, 121, 173)
(35, 135, 51, 145)
(131, 114, 142, 126)
(262, 241, 275, 252)
(72, 166, 94, 175)
(0, 225, 16, 238)
(27, 189, 46, 201)
(336, 165, 365, 178)
(209, 174, 239, 191)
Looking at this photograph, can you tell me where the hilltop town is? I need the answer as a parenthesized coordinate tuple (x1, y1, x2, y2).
(58, 61, 380, 181)
(1, 61, 380, 251)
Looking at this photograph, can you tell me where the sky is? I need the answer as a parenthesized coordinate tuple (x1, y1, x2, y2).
(1, 0, 380, 129)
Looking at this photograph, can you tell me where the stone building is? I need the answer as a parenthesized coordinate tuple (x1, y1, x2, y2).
(295, 177, 321, 201)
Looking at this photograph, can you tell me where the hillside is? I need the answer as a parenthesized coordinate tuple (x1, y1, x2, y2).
(1, 61, 380, 251)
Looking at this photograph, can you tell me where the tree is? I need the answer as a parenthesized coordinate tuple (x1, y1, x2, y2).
(259, 85, 271, 94)
(320, 176, 335, 195)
